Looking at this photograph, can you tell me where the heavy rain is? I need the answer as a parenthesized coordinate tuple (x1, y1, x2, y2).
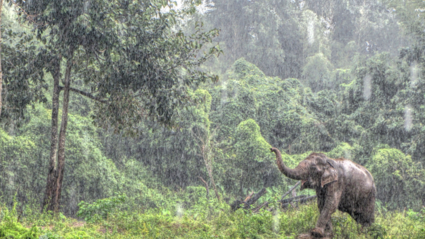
(0, 0, 424, 238)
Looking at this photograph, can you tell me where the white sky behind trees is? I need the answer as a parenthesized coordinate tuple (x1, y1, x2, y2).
(161, 0, 214, 14)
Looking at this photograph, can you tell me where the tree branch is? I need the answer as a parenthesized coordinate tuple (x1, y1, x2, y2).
(243, 188, 267, 210)
(59, 86, 107, 103)
(280, 195, 317, 209)
(280, 181, 301, 200)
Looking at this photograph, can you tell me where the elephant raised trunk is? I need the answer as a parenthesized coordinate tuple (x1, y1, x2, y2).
(270, 147, 307, 180)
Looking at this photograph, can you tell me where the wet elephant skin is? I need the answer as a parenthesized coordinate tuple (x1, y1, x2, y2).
(270, 147, 376, 238)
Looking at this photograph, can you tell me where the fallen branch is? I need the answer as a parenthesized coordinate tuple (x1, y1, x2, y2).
(252, 201, 269, 213)
(281, 195, 317, 209)
(243, 188, 267, 210)
(230, 188, 267, 211)
(229, 186, 316, 213)
(230, 191, 253, 211)
(280, 181, 301, 200)
(280, 195, 308, 204)
(230, 199, 243, 211)
(244, 192, 255, 203)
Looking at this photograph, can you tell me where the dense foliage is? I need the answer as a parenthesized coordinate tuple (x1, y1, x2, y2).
(1, 0, 425, 237)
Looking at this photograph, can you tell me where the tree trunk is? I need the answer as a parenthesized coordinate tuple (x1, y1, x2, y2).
(201, 143, 220, 201)
(43, 55, 73, 213)
(207, 165, 220, 201)
(54, 59, 73, 213)
(42, 58, 61, 212)
(0, 0, 3, 117)
(199, 176, 209, 199)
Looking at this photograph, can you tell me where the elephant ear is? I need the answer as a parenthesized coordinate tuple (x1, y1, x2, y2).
(321, 162, 338, 187)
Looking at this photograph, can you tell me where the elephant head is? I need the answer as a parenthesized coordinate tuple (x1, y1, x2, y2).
(270, 148, 338, 190)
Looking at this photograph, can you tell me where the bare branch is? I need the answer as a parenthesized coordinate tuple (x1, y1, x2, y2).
(59, 86, 107, 103)
(243, 188, 267, 210)
(280, 181, 301, 201)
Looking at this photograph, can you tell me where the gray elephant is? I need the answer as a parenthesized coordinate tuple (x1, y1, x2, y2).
(270, 148, 376, 237)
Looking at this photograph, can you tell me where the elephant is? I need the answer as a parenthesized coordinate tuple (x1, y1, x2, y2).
(270, 148, 376, 238)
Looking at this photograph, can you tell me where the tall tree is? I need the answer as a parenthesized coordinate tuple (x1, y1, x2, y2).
(0, 0, 3, 118)
(15, 0, 219, 213)
(0, 2, 46, 124)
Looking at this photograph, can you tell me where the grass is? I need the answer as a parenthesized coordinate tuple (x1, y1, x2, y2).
(1, 198, 424, 239)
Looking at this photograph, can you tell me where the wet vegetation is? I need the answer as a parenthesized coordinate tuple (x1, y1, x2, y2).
(1, 0, 425, 238)
(1, 196, 425, 238)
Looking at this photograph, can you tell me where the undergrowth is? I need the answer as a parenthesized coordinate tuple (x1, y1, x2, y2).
(0, 192, 424, 238)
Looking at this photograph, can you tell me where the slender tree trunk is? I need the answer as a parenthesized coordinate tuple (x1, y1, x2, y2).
(0, 0, 3, 118)
(198, 176, 209, 199)
(43, 53, 73, 213)
(42, 58, 61, 212)
(207, 164, 220, 201)
(202, 143, 220, 201)
(54, 59, 73, 213)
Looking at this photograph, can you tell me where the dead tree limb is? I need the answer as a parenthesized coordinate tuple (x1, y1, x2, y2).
(280, 181, 301, 200)
(280, 195, 308, 204)
(243, 192, 255, 203)
(252, 201, 269, 213)
(230, 191, 253, 211)
(228, 182, 316, 213)
(198, 176, 209, 200)
(230, 188, 268, 211)
(252, 195, 317, 213)
(281, 195, 317, 209)
(230, 199, 243, 211)
(243, 188, 267, 209)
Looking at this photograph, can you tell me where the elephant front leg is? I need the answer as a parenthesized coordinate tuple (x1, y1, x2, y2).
(317, 196, 332, 232)
(311, 219, 334, 237)
(312, 185, 340, 237)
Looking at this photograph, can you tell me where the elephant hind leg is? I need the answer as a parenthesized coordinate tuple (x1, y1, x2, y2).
(352, 206, 374, 227)
(357, 212, 374, 227)
(357, 190, 376, 227)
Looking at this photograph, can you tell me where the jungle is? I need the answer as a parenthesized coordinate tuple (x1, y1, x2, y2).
(0, 0, 425, 238)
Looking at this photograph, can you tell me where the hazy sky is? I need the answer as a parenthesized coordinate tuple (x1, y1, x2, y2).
(161, 0, 214, 14)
